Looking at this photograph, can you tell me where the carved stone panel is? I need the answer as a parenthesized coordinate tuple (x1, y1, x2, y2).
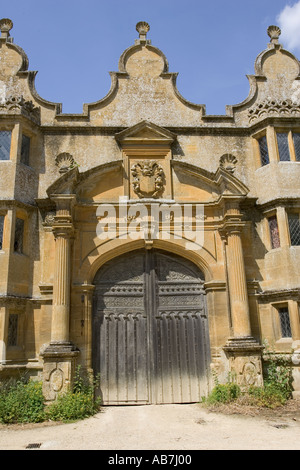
(131, 160, 165, 198)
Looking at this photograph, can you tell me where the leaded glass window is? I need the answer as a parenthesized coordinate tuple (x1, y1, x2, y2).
(288, 213, 300, 246)
(277, 133, 290, 161)
(0, 131, 11, 160)
(268, 215, 280, 249)
(8, 314, 18, 346)
(20, 134, 30, 166)
(0, 215, 4, 250)
(14, 218, 24, 253)
(293, 133, 300, 162)
(258, 136, 269, 166)
(278, 307, 292, 338)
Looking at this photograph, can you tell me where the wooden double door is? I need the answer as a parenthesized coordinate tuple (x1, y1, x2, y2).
(93, 249, 211, 405)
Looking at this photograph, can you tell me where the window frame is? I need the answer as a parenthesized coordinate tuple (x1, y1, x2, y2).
(257, 134, 270, 166)
(0, 130, 12, 161)
(267, 213, 281, 250)
(20, 133, 31, 166)
(13, 210, 28, 256)
(272, 302, 293, 342)
(274, 128, 300, 163)
(287, 210, 300, 246)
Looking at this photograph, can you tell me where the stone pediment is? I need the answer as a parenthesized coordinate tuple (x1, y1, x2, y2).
(46, 161, 124, 202)
(115, 121, 176, 146)
(45, 156, 249, 205)
(172, 160, 249, 202)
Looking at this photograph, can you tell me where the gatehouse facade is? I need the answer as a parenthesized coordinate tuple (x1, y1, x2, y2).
(0, 19, 300, 402)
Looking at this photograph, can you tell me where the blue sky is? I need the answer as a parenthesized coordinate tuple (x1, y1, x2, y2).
(1, 0, 300, 114)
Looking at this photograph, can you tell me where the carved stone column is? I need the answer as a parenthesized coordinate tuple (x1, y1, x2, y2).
(226, 225, 252, 337)
(221, 202, 263, 388)
(51, 226, 73, 343)
(42, 195, 79, 401)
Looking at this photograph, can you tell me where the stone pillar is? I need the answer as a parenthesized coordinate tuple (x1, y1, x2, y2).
(42, 195, 79, 401)
(51, 227, 72, 343)
(221, 202, 263, 388)
(0, 306, 7, 365)
(75, 284, 95, 371)
(226, 225, 252, 337)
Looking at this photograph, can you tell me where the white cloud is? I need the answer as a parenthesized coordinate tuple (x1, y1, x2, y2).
(277, 1, 300, 51)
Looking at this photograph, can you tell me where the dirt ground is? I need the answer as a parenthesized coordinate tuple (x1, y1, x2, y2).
(0, 400, 300, 451)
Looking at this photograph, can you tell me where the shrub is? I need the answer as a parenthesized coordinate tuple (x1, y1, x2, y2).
(45, 366, 101, 422)
(263, 354, 293, 401)
(0, 367, 101, 424)
(204, 382, 241, 405)
(45, 389, 100, 422)
(247, 385, 287, 408)
(0, 379, 45, 424)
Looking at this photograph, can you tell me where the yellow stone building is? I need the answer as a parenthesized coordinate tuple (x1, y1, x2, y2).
(0, 19, 300, 403)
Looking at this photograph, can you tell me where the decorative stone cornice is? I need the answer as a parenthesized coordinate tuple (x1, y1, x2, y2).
(223, 336, 264, 353)
(0, 95, 40, 124)
(248, 99, 300, 123)
(257, 288, 300, 302)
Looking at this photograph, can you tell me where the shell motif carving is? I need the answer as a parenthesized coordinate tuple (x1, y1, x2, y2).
(136, 21, 150, 36)
(267, 25, 281, 42)
(219, 153, 237, 173)
(55, 152, 75, 174)
(131, 160, 165, 198)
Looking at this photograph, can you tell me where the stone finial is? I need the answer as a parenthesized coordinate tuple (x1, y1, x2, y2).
(0, 18, 13, 39)
(136, 21, 150, 42)
(267, 25, 281, 44)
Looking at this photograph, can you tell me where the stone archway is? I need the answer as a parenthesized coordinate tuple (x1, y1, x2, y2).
(92, 248, 211, 405)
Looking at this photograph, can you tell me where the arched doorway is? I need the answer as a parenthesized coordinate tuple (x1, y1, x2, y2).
(92, 249, 211, 405)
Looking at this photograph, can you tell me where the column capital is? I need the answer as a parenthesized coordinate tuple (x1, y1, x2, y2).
(219, 220, 246, 240)
(52, 224, 74, 240)
(50, 194, 77, 207)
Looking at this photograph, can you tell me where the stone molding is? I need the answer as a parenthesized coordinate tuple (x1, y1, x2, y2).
(0, 95, 40, 124)
(248, 99, 300, 123)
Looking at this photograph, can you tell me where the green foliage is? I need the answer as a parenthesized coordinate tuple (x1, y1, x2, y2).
(246, 385, 287, 408)
(0, 379, 45, 424)
(45, 389, 100, 422)
(203, 372, 241, 405)
(46, 366, 101, 422)
(204, 382, 241, 404)
(204, 349, 293, 410)
(263, 353, 293, 401)
(0, 367, 101, 424)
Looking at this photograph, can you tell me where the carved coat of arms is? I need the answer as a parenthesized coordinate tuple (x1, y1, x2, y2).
(131, 160, 165, 198)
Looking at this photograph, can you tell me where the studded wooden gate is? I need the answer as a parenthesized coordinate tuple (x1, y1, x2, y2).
(92, 250, 211, 405)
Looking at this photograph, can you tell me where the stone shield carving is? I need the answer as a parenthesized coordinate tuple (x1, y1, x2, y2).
(131, 160, 165, 198)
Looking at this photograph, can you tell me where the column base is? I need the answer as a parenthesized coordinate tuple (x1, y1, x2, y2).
(41, 342, 80, 401)
(223, 336, 264, 388)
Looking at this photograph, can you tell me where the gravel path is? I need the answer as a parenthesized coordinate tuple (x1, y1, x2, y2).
(0, 403, 300, 451)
